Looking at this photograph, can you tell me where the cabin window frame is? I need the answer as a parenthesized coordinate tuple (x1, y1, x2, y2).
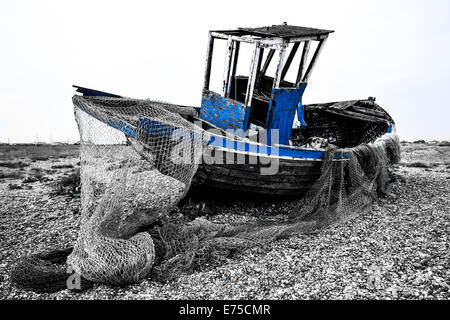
(202, 31, 330, 132)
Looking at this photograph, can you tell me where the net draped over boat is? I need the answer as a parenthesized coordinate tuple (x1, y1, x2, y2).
(68, 95, 400, 285)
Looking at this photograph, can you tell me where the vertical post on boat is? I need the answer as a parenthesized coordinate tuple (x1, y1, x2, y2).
(222, 37, 234, 97)
(302, 37, 327, 83)
(273, 44, 287, 89)
(296, 40, 311, 86)
(227, 41, 240, 99)
(255, 47, 264, 78)
(203, 32, 215, 91)
(243, 43, 261, 129)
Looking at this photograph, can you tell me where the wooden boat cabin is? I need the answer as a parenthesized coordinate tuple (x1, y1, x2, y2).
(200, 24, 334, 145)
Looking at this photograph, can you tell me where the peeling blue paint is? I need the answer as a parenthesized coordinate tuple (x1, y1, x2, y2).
(200, 90, 247, 136)
(297, 83, 308, 126)
(266, 84, 307, 145)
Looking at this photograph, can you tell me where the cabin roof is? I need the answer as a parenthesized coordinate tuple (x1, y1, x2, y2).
(213, 24, 334, 40)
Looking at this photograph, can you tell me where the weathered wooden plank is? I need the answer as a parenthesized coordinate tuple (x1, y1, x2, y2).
(203, 172, 316, 189)
(328, 101, 357, 110)
(237, 25, 333, 39)
(207, 158, 322, 169)
(273, 45, 287, 89)
(288, 34, 329, 42)
(243, 43, 262, 129)
(204, 165, 320, 182)
(296, 40, 311, 86)
(278, 159, 324, 167)
(199, 153, 323, 179)
(203, 32, 215, 91)
(200, 90, 247, 132)
(324, 109, 386, 123)
(351, 105, 388, 118)
(228, 41, 240, 99)
(222, 37, 234, 97)
(256, 47, 264, 78)
(199, 180, 311, 196)
(203, 164, 321, 178)
(210, 32, 285, 47)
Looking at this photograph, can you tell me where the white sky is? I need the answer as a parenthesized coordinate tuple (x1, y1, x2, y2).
(0, 0, 449, 143)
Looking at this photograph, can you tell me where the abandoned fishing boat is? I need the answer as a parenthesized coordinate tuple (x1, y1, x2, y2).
(73, 24, 396, 196)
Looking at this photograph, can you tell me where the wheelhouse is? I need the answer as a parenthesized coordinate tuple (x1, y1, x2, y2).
(200, 24, 334, 145)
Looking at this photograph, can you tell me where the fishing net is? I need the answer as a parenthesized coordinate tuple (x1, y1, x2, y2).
(9, 247, 93, 293)
(147, 134, 401, 282)
(10, 94, 400, 290)
(67, 96, 208, 284)
(66, 95, 400, 285)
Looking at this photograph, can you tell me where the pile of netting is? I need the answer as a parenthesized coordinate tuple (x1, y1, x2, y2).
(10, 95, 400, 291)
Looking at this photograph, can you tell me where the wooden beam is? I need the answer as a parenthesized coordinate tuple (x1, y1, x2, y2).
(351, 105, 387, 118)
(244, 43, 261, 109)
(280, 42, 300, 82)
(223, 40, 240, 98)
(210, 31, 329, 48)
(203, 32, 214, 91)
(229, 41, 240, 99)
(210, 32, 285, 47)
(256, 47, 264, 78)
(222, 37, 234, 97)
(302, 37, 327, 83)
(273, 46, 287, 89)
(231, 41, 240, 76)
(296, 40, 311, 86)
(287, 34, 329, 43)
